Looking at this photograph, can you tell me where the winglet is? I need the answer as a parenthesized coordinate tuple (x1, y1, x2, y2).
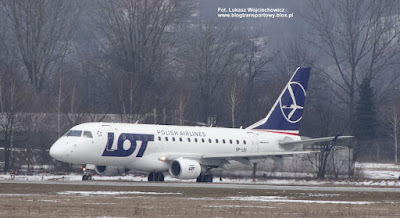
(324, 134, 341, 152)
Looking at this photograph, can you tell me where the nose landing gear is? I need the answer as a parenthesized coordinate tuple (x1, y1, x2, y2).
(82, 165, 93, 181)
(82, 174, 92, 180)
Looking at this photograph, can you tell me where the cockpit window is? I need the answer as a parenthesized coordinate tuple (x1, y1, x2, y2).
(65, 130, 82, 137)
(83, 131, 93, 138)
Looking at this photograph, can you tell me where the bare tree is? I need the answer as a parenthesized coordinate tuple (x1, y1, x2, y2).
(240, 33, 273, 125)
(56, 73, 63, 137)
(1, 0, 81, 93)
(307, 144, 333, 179)
(173, 77, 191, 125)
(115, 72, 141, 123)
(382, 94, 400, 165)
(228, 77, 243, 128)
(387, 107, 400, 164)
(0, 5, 23, 172)
(0, 72, 24, 173)
(18, 113, 53, 173)
(179, 21, 242, 123)
(304, 0, 400, 172)
(92, 0, 189, 119)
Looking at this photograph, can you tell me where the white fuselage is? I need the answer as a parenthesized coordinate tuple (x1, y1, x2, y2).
(49, 122, 301, 173)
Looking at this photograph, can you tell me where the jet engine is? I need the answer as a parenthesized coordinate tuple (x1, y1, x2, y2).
(169, 158, 202, 179)
(95, 165, 125, 176)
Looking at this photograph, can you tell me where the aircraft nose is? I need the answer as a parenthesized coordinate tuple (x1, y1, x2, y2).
(49, 141, 66, 162)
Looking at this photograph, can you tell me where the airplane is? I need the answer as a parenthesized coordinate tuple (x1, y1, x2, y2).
(49, 67, 352, 182)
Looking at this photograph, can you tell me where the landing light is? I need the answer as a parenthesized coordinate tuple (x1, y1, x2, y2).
(158, 156, 168, 162)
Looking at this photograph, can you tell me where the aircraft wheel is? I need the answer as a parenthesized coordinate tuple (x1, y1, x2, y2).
(156, 173, 164, 182)
(196, 174, 213, 183)
(148, 172, 164, 182)
(204, 174, 213, 183)
(196, 174, 204, 182)
(148, 172, 154, 181)
(82, 175, 87, 181)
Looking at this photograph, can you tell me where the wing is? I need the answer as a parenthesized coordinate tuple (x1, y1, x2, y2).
(164, 136, 352, 166)
(166, 150, 317, 161)
(202, 150, 318, 159)
(165, 150, 318, 167)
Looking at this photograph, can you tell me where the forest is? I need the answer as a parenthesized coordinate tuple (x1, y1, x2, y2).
(0, 0, 399, 176)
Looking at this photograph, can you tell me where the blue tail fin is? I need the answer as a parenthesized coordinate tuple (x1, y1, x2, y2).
(246, 67, 311, 135)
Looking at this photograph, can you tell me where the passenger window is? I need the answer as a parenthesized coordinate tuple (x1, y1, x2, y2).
(229, 140, 232, 144)
(179, 137, 182, 142)
(65, 130, 82, 137)
(188, 138, 191, 142)
(222, 139, 226, 144)
(236, 140, 239, 144)
(215, 139, 219, 143)
(194, 138, 198, 142)
(243, 140, 246, 145)
(158, 136, 161, 141)
(201, 138, 205, 143)
(165, 137, 168, 141)
(172, 137, 175, 142)
(208, 139, 212, 143)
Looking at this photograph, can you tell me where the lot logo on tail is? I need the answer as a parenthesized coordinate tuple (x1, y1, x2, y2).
(279, 81, 306, 123)
(248, 67, 311, 132)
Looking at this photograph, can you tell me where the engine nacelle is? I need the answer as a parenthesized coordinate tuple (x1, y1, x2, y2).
(169, 158, 201, 179)
(95, 165, 125, 176)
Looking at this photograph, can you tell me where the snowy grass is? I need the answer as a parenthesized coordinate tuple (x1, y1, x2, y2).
(1, 162, 399, 187)
(355, 162, 400, 169)
(57, 191, 181, 196)
(226, 196, 375, 205)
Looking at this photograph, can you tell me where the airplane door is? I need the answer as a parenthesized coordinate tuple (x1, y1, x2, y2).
(247, 132, 259, 153)
(102, 125, 114, 133)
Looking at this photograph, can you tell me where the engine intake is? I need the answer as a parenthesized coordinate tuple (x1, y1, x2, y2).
(169, 158, 201, 179)
(95, 165, 125, 176)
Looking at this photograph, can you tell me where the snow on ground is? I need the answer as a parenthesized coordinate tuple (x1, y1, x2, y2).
(356, 162, 400, 169)
(0, 162, 400, 187)
(57, 191, 181, 196)
(226, 196, 375, 205)
(355, 162, 400, 180)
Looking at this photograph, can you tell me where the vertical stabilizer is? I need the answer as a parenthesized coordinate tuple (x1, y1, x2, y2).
(246, 67, 311, 135)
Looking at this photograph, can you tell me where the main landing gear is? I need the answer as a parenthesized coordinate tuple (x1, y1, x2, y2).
(196, 173, 213, 183)
(148, 172, 164, 182)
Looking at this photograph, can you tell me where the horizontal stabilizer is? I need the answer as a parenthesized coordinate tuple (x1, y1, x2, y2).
(279, 136, 354, 146)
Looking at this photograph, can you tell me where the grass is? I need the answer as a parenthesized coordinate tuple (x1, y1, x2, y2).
(0, 183, 399, 217)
